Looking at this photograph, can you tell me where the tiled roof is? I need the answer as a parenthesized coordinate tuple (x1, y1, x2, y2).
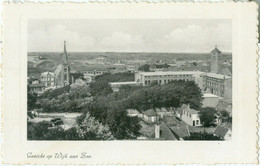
(213, 125, 229, 138)
(216, 102, 229, 111)
(170, 125, 190, 138)
(54, 64, 64, 76)
(149, 122, 178, 140)
(143, 109, 158, 117)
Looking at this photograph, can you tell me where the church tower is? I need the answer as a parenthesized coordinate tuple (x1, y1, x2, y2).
(210, 46, 222, 74)
(63, 41, 71, 85)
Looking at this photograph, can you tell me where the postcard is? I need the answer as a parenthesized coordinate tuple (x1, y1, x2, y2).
(1, 2, 258, 165)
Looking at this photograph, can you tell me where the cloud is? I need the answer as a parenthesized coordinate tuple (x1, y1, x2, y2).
(160, 24, 232, 52)
(98, 32, 145, 52)
(28, 24, 96, 52)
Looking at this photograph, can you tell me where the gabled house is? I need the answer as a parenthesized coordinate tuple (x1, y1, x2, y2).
(142, 109, 159, 123)
(182, 106, 201, 127)
(176, 104, 189, 119)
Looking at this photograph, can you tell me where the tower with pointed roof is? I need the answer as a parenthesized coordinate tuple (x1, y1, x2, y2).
(54, 41, 73, 87)
(210, 46, 222, 74)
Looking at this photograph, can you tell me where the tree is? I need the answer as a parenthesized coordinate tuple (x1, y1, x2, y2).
(70, 79, 91, 99)
(77, 113, 114, 140)
(183, 132, 222, 140)
(138, 64, 150, 72)
(199, 107, 217, 127)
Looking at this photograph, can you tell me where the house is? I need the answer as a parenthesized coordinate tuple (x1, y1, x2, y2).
(149, 122, 178, 140)
(202, 93, 220, 108)
(182, 105, 201, 126)
(27, 77, 40, 85)
(40, 71, 55, 87)
(142, 109, 159, 123)
(176, 104, 189, 119)
(213, 125, 232, 140)
(28, 83, 45, 94)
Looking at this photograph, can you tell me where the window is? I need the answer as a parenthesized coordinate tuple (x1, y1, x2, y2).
(196, 120, 199, 125)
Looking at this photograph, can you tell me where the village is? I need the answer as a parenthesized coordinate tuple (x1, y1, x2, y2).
(27, 41, 232, 141)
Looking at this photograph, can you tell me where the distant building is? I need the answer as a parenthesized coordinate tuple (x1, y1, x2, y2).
(135, 71, 204, 86)
(54, 41, 74, 87)
(40, 71, 55, 87)
(27, 77, 40, 85)
(202, 93, 220, 108)
(181, 105, 201, 126)
(109, 81, 141, 92)
(176, 104, 189, 119)
(213, 125, 232, 140)
(202, 73, 232, 100)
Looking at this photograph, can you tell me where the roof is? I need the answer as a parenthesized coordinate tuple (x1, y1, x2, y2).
(211, 47, 221, 54)
(109, 82, 140, 85)
(127, 109, 140, 114)
(41, 71, 55, 77)
(205, 73, 231, 79)
(149, 122, 178, 140)
(203, 93, 220, 98)
(216, 101, 229, 111)
(54, 64, 64, 75)
(143, 109, 158, 117)
(221, 67, 232, 76)
(183, 108, 199, 115)
(138, 71, 204, 76)
(213, 125, 229, 138)
(170, 125, 190, 138)
(29, 83, 45, 88)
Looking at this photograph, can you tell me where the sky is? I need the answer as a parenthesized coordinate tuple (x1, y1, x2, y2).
(28, 19, 232, 53)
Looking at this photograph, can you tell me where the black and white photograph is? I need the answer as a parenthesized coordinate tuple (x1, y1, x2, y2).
(27, 19, 232, 141)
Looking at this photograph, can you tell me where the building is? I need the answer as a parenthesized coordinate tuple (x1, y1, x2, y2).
(28, 83, 45, 94)
(202, 73, 232, 100)
(176, 104, 189, 119)
(213, 125, 232, 140)
(27, 77, 40, 85)
(210, 46, 222, 74)
(181, 105, 201, 126)
(170, 125, 190, 140)
(202, 93, 220, 108)
(142, 109, 159, 123)
(40, 71, 55, 87)
(109, 81, 141, 92)
(54, 41, 74, 87)
(135, 71, 204, 86)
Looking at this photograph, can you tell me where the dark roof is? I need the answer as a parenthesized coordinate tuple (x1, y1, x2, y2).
(213, 125, 229, 138)
(143, 109, 158, 117)
(170, 125, 190, 139)
(149, 122, 178, 140)
(216, 102, 229, 111)
(211, 47, 221, 54)
(29, 83, 45, 88)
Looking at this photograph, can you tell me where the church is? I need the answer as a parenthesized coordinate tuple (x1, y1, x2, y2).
(54, 41, 74, 87)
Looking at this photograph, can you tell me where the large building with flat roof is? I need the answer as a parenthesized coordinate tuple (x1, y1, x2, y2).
(202, 73, 232, 100)
(135, 71, 204, 86)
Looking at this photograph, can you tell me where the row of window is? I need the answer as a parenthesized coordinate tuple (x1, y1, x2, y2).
(184, 110, 192, 118)
(144, 74, 192, 79)
(144, 78, 191, 85)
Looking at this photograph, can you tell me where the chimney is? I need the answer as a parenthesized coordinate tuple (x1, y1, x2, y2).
(155, 123, 160, 139)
